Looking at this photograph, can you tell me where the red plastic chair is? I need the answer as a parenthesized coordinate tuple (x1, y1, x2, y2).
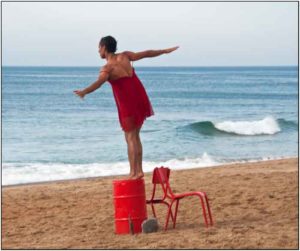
(146, 166, 175, 225)
(146, 166, 213, 230)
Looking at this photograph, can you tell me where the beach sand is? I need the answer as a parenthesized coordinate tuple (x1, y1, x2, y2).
(2, 158, 298, 249)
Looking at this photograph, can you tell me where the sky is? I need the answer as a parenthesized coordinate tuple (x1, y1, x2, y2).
(2, 1, 298, 67)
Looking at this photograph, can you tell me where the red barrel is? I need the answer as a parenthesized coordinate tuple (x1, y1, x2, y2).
(113, 178, 147, 234)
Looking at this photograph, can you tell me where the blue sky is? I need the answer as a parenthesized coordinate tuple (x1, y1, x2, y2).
(2, 2, 298, 66)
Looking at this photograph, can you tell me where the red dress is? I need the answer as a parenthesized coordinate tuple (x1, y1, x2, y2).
(103, 63, 154, 132)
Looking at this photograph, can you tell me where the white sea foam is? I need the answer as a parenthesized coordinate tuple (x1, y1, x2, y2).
(2, 152, 219, 186)
(214, 116, 281, 135)
(3, 153, 295, 186)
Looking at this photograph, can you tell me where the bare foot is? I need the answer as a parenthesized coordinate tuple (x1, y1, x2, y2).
(126, 171, 137, 179)
(132, 172, 144, 179)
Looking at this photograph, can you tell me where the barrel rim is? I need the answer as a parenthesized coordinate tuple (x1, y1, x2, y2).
(113, 178, 145, 184)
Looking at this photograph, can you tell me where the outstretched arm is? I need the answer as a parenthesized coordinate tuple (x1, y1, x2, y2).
(123, 46, 179, 61)
(73, 66, 110, 99)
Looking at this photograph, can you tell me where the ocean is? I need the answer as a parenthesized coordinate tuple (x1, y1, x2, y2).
(2, 66, 298, 185)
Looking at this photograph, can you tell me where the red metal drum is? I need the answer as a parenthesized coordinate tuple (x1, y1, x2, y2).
(113, 178, 147, 234)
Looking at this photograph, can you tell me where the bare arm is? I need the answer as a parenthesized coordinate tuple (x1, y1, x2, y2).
(123, 46, 179, 61)
(82, 67, 110, 94)
(73, 66, 110, 99)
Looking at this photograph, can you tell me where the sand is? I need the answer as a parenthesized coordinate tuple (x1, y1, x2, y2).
(2, 157, 298, 249)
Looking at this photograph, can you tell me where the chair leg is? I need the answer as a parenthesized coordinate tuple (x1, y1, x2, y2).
(162, 201, 175, 223)
(170, 207, 175, 223)
(204, 193, 213, 226)
(151, 203, 157, 218)
(198, 194, 209, 227)
(173, 199, 180, 229)
(164, 200, 175, 231)
(149, 201, 175, 228)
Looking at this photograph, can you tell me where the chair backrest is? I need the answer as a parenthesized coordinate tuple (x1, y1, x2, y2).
(152, 166, 170, 184)
(152, 166, 175, 200)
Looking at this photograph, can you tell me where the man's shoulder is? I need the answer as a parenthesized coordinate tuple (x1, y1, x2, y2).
(100, 64, 113, 73)
(119, 51, 132, 60)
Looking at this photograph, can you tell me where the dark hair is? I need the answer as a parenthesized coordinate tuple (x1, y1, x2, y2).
(99, 36, 117, 53)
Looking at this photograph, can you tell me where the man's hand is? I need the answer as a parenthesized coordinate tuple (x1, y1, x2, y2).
(164, 46, 180, 54)
(73, 89, 86, 100)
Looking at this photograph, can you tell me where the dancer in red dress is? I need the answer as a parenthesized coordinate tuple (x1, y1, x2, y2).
(74, 35, 179, 179)
(103, 61, 154, 132)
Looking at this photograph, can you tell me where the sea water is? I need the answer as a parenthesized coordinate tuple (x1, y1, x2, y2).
(2, 66, 298, 185)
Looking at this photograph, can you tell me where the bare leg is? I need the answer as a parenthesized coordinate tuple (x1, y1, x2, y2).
(125, 128, 139, 179)
(127, 141, 136, 179)
(135, 126, 144, 179)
